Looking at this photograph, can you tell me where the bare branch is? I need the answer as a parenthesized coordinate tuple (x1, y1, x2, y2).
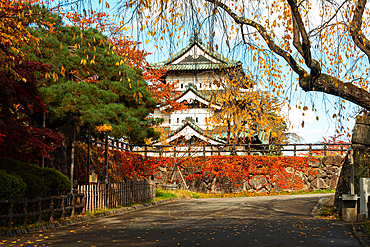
(205, 0, 307, 78)
(350, 0, 370, 63)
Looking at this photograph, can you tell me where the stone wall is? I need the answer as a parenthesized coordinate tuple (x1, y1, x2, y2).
(154, 155, 344, 193)
(334, 115, 370, 210)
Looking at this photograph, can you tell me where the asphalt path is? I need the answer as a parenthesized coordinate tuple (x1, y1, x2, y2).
(0, 194, 362, 246)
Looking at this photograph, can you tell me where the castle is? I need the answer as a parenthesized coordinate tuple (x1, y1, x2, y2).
(151, 36, 269, 147)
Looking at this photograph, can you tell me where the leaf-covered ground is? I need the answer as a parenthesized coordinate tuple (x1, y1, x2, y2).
(0, 194, 360, 246)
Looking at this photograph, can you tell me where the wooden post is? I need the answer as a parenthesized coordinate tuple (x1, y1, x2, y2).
(8, 199, 13, 228)
(71, 119, 76, 193)
(50, 197, 54, 222)
(341, 143, 344, 155)
(324, 143, 327, 156)
(81, 194, 86, 214)
(41, 112, 46, 167)
(309, 144, 312, 156)
(294, 144, 296, 156)
(145, 145, 148, 161)
(61, 195, 65, 218)
(88, 127, 91, 176)
(72, 194, 76, 216)
(23, 198, 27, 226)
(105, 133, 109, 184)
(350, 152, 355, 194)
(38, 198, 42, 223)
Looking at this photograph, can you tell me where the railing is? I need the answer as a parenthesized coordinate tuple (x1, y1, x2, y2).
(0, 193, 85, 228)
(77, 181, 155, 212)
(90, 136, 351, 157)
(129, 143, 351, 157)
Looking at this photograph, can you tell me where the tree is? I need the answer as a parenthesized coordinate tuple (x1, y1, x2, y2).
(23, 7, 160, 174)
(62, 7, 187, 115)
(81, 0, 370, 137)
(0, 1, 61, 162)
(204, 71, 288, 144)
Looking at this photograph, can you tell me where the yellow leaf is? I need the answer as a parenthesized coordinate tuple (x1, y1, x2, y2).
(96, 124, 113, 132)
(61, 65, 65, 77)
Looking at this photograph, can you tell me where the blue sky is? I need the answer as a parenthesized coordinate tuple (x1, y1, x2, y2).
(144, 42, 357, 144)
(63, 0, 358, 144)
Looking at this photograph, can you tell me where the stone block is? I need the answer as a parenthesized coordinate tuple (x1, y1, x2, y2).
(272, 182, 284, 192)
(307, 174, 315, 182)
(315, 168, 328, 179)
(322, 155, 344, 166)
(358, 214, 366, 222)
(249, 176, 268, 190)
(308, 157, 321, 168)
(356, 115, 370, 126)
(311, 178, 329, 190)
(352, 123, 370, 145)
(329, 175, 340, 190)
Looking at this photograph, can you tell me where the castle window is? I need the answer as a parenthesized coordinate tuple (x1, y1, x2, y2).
(181, 84, 183, 89)
(177, 118, 179, 123)
(169, 118, 171, 124)
(199, 83, 202, 88)
(196, 117, 198, 123)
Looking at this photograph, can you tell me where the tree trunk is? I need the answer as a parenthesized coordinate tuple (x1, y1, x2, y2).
(70, 119, 76, 192)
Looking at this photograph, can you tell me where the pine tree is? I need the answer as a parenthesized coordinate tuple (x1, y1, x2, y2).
(23, 8, 160, 173)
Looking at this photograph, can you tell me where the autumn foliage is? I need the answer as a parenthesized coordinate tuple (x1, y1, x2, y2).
(74, 141, 315, 192)
(0, 1, 61, 161)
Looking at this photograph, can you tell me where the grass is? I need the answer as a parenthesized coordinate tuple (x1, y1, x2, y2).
(318, 204, 340, 219)
(154, 188, 335, 200)
(364, 220, 370, 234)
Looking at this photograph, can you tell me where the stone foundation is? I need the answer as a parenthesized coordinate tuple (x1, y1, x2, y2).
(154, 155, 344, 193)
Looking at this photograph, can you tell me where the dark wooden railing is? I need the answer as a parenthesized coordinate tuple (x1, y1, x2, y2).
(130, 143, 351, 157)
(92, 136, 351, 157)
(0, 193, 85, 228)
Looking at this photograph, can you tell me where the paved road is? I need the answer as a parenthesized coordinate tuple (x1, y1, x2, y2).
(1, 194, 361, 246)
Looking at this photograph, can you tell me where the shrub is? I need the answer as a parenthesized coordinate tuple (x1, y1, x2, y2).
(0, 158, 71, 198)
(40, 167, 71, 195)
(0, 169, 26, 200)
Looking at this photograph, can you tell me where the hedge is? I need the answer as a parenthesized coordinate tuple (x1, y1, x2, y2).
(0, 158, 71, 199)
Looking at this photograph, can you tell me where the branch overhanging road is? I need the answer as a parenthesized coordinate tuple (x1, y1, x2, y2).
(0, 193, 362, 246)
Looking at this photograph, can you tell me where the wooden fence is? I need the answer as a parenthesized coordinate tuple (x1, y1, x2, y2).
(92, 136, 351, 157)
(77, 180, 155, 212)
(130, 143, 352, 157)
(0, 193, 85, 228)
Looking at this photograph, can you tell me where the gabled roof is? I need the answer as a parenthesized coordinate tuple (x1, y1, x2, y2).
(215, 129, 270, 145)
(149, 36, 242, 71)
(159, 85, 221, 111)
(154, 120, 227, 145)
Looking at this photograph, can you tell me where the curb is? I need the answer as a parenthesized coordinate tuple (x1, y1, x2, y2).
(352, 224, 369, 247)
(310, 195, 333, 216)
(0, 197, 184, 237)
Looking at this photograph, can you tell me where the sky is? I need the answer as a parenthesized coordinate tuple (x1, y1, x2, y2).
(145, 47, 357, 144)
(65, 0, 358, 144)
